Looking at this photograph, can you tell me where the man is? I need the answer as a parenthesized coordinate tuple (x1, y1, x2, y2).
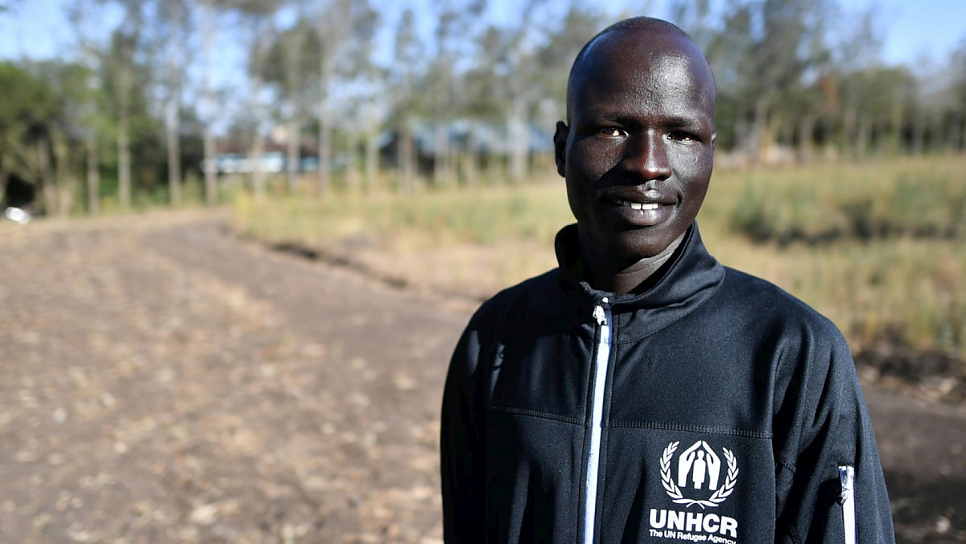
(441, 17, 894, 544)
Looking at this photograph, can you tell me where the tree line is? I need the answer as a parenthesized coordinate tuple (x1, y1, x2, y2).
(1, 0, 964, 216)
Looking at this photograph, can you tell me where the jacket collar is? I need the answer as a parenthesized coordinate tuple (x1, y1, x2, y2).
(554, 222, 725, 338)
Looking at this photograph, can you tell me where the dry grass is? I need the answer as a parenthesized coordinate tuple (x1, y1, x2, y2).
(700, 156, 966, 355)
(232, 155, 966, 357)
(230, 182, 570, 299)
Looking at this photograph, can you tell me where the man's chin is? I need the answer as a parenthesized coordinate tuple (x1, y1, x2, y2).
(578, 224, 683, 266)
(609, 230, 678, 261)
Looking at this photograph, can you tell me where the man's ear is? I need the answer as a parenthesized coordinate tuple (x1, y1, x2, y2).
(553, 121, 569, 178)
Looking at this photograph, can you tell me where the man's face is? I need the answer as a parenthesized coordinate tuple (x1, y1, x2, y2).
(555, 31, 716, 264)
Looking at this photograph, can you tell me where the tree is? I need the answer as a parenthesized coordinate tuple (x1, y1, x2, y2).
(424, 0, 485, 187)
(261, 2, 315, 192)
(388, 7, 424, 191)
(199, 0, 223, 204)
(710, 0, 832, 163)
(226, 0, 283, 201)
(0, 60, 100, 216)
(151, 0, 192, 205)
(825, 4, 888, 159)
(36, 61, 102, 215)
(99, 0, 148, 210)
(327, 0, 379, 193)
(490, 0, 551, 183)
(534, 3, 604, 127)
(307, 0, 378, 195)
(68, 0, 110, 212)
(0, 0, 23, 14)
(282, 2, 309, 192)
(949, 39, 966, 153)
(0, 63, 58, 209)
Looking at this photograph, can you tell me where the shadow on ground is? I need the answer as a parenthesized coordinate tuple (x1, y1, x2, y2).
(887, 471, 966, 543)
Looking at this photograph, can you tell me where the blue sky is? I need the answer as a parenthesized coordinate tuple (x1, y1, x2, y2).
(1, 0, 963, 68)
(857, 0, 965, 66)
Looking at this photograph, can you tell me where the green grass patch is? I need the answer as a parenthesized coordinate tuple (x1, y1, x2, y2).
(711, 157, 966, 244)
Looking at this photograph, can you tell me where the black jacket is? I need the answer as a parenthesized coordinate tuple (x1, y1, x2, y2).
(441, 223, 894, 544)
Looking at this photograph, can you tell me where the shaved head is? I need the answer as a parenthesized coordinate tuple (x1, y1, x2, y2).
(565, 17, 716, 123)
(553, 16, 718, 287)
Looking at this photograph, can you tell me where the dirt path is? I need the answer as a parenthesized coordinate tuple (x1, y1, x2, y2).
(0, 213, 962, 543)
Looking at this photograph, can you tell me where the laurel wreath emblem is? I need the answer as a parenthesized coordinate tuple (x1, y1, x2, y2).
(660, 441, 738, 509)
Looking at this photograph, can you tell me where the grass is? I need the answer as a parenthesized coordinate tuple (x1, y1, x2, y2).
(716, 158, 966, 244)
(232, 182, 573, 247)
(700, 155, 966, 355)
(232, 155, 966, 358)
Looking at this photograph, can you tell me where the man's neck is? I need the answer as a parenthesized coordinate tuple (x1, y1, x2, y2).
(579, 231, 686, 296)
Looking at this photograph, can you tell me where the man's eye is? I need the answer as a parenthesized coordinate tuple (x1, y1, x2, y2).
(669, 131, 696, 142)
(597, 127, 625, 137)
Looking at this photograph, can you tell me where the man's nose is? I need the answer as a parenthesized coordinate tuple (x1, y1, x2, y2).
(622, 130, 671, 181)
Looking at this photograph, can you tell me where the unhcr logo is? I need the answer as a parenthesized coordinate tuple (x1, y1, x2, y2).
(648, 510, 738, 541)
(661, 441, 738, 509)
(649, 440, 741, 543)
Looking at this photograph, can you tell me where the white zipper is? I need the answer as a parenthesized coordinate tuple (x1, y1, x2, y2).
(838, 465, 856, 544)
(583, 299, 611, 544)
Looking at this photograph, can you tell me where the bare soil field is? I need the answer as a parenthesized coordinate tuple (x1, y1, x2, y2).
(0, 211, 963, 543)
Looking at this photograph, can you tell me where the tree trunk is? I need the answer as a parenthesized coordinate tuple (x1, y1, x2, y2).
(873, 119, 886, 156)
(118, 115, 131, 210)
(821, 118, 837, 159)
(285, 26, 303, 193)
(317, 113, 331, 195)
(399, 123, 414, 192)
(251, 134, 266, 202)
(889, 91, 904, 155)
(797, 115, 813, 163)
(317, 48, 333, 195)
(0, 170, 8, 205)
(365, 129, 378, 192)
(247, 17, 276, 203)
(448, 146, 458, 187)
(841, 106, 856, 159)
(433, 121, 449, 186)
(286, 115, 300, 192)
(507, 114, 526, 183)
(250, 75, 267, 202)
(734, 118, 749, 166)
(508, 96, 529, 183)
(204, 131, 217, 205)
(117, 66, 132, 210)
(751, 97, 770, 165)
(346, 131, 360, 193)
(165, 89, 181, 206)
(37, 138, 56, 215)
(86, 129, 99, 213)
(947, 116, 962, 154)
(53, 133, 72, 217)
(855, 115, 869, 159)
(910, 109, 926, 156)
(932, 113, 945, 154)
(779, 117, 792, 149)
(201, 0, 218, 205)
(465, 123, 479, 186)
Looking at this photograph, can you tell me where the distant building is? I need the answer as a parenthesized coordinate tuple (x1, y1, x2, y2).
(203, 120, 554, 175)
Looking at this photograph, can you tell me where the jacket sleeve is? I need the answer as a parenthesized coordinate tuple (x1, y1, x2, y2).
(774, 327, 895, 544)
(440, 316, 488, 544)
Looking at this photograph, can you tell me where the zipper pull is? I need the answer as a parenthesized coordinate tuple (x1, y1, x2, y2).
(838, 465, 854, 504)
(593, 297, 609, 326)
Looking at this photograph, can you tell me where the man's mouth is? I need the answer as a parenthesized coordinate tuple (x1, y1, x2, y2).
(611, 198, 660, 211)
